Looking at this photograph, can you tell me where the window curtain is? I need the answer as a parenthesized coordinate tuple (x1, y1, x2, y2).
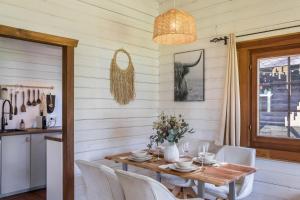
(216, 33, 241, 146)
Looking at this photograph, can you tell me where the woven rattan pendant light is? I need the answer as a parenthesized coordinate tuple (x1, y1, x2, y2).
(153, 7, 197, 45)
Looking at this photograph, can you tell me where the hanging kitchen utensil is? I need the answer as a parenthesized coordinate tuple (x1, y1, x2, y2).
(40, 93, 47, 116)
(0, 87, 8, 100)
(37, 89, 41, 104)
(21, 91, 26, 112)
(10, 90, 13, 111)
(14, 92, 18, 115)
(27, 89, 32, 106)
(47, 93, 55, 114)
(32, 90, 37, 106)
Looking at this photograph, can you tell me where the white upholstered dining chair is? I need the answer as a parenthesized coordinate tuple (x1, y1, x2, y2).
(116, 169, 203, 200)
(76, 160, 125, 200)
(205, 146, 256, 199)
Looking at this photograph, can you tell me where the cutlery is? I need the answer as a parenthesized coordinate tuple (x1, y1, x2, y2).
(21, 91, 26, 112)
(48, 93, 54, 109)
(32, 90, 37, 106)
(14, 92, 18, 115)
(36, 89, 41, 104)
(10, 90, 13, 111)
(27, 89, 32, 106)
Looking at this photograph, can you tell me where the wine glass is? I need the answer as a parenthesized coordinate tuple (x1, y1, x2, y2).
(198, 144, 208, 170)
(155, 143, 163, 161)
(202, 143, 209, 156)
(198, 146, 204, 168)
(181, 142, 190, 157)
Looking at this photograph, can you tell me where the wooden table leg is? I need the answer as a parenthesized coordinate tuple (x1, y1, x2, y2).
(156, 172, 161, 182)
(122, 163, 128, 171)
(229, 181, 236, 200)
(197, 181, 205, 198)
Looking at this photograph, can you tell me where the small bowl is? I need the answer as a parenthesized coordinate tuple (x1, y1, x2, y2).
(176, 157, 193, 169)
(131, 150, 148, 158)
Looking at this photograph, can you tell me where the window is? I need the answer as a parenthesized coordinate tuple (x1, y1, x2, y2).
(237, 33, 300, 161)
(258, 55, 300, 139)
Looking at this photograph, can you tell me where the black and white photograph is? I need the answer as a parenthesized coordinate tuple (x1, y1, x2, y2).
(174, 49, 205, 101)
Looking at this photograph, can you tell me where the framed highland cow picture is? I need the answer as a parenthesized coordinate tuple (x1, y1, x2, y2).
(174, 49, 205, 101)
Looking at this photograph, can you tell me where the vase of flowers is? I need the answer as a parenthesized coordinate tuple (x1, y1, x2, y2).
(147, 113, 194, 162)
(164, 142, 180, 162)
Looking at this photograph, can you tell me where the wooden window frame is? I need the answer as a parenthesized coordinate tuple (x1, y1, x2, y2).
(237, 33, 300, 162)
(0, 24, 78, 200)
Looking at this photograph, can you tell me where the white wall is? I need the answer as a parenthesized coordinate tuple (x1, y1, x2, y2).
(158, 0, 300, 199)
(0, 0, 159, 199)
(0, 37, 62, 128)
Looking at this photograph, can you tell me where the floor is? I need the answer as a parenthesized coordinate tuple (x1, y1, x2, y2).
(1, 189, 46, 200)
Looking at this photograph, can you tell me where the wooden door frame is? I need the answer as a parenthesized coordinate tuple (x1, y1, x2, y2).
(250, 47, 300, 151)
(0, 24, 78, 200)
(237, 32, 300, 162)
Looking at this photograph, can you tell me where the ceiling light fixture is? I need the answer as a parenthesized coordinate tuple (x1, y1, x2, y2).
(153, 5, 197, 45)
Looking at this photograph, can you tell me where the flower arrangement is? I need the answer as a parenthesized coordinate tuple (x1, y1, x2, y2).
(147, 112, 194, 149)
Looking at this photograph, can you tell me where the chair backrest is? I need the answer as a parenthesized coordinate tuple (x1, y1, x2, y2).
(116, 170, 176, 200)
(215, 145, 255, 166)
(76, 160, 125, 200)
(215, 146, 256, 199)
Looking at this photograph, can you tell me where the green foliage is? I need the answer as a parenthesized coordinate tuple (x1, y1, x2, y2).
(147, 112, 194, 149)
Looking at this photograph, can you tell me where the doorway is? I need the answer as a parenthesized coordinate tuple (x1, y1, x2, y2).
(0, 24, 78, 200)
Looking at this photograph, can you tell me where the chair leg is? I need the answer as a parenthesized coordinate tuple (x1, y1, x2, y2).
(183, 191, 188, 199)
(172, 186, 197, 199)
(172, 186, 181, 197)
(177, 187, 197, 199)
(183, 187, 197, 198)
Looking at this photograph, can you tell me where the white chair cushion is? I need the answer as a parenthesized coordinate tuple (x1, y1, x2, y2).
(116, 169, 204, 200)
(76, 160, 125, 200)
(204, 183, 242, 199)
(205, 146, 256, 199)
(162, 174, 195, 187)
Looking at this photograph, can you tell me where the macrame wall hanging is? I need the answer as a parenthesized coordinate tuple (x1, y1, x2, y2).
(110, 48, 135, 105)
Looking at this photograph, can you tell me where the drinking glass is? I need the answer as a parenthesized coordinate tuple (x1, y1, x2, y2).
(198, 144, 208, 169)
(202, 143, 209, 155)
(181, 142, 190, 157)
(155, 144, 162, 160)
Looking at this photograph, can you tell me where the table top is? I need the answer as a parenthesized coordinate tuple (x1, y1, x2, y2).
(105, 152, 256, 186)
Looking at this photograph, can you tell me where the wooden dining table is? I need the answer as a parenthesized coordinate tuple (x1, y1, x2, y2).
(105, 152, 256, 200)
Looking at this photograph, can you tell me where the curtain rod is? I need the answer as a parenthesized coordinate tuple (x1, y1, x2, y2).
(237, 24, 300, 37)
(210, 24, 300, 45)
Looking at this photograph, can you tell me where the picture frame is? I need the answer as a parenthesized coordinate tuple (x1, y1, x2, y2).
(174, 49, 205, 102)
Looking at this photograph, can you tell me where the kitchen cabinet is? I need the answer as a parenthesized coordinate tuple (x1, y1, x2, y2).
(0, 130, 62, 197)
(46, 136, 63, 200)
(30, 133, 47, 188)
(1, 134, 31, 195)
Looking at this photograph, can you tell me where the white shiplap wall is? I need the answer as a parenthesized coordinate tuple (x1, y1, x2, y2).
(1, 0, 300, 199)
(0, 0, 159, 199)
(158, 0, 300, 200)
(0, 37, 63, 128)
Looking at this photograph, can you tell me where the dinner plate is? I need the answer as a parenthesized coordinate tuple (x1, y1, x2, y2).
(169, 164, 199, 172)
(193, 157, 218, 165)
(128, 155, 152, 162)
